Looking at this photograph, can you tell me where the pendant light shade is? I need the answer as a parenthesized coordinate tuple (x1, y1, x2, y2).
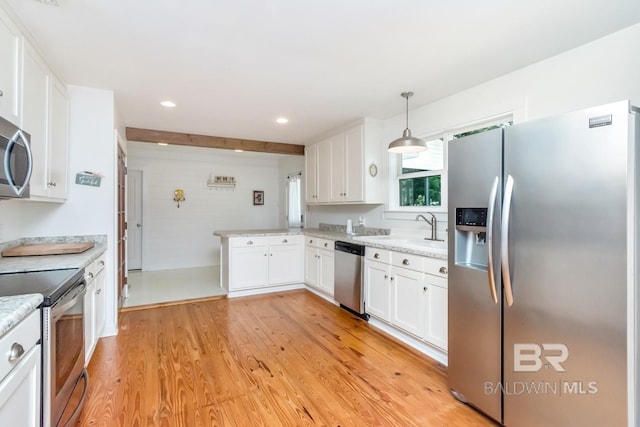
(387, 91, 427, 153)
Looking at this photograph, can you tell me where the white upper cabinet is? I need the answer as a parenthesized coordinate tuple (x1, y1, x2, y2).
(0, 8, 21, 125)
(305, 118, 383, 205)
(21, 39, 68, 201)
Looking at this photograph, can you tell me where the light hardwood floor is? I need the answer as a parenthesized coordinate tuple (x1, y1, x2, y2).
(78, 290, 495, 426)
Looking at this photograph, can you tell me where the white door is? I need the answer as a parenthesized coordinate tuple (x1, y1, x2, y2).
(269, 244, 303, 285)
(390, 266, 424, 337)
(229, 246, 269, 290)
(423, 274, 448, 350)
(318, 248, 334, 295)
(127, 169, 143, 269)
(364, 260, 390, 321)
(304, 246, 319, 288)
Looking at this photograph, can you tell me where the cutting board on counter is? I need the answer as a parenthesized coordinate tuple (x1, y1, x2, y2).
(1, 242, 95, 257)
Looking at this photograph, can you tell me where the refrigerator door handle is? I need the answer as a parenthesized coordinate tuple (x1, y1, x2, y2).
(486, 176, 499, 303)
(501, 174, 515, 307)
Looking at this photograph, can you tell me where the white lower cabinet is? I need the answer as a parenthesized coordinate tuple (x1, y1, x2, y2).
(304, 237, 335, 296)
(0, 310, 41, 427)
(84, 254, 106, 365)
(228, 235, 304, 291)
(363, 247, 448, 351)
(390, 266, 424, 337)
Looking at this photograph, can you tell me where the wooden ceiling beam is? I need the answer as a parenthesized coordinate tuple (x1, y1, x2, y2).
(125, 127, 305, 156)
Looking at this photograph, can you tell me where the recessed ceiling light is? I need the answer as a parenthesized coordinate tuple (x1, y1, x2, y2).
(160, 101, 176, 108)
(157, 143, 169, 146)
(234, 149, 244, 153)
(276, 117, 288, 124)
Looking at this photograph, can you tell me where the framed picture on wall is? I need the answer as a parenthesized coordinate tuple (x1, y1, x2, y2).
(253, 190, 264, 205)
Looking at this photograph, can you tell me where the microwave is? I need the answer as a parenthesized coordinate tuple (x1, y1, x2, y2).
(0, 116, 32, 199)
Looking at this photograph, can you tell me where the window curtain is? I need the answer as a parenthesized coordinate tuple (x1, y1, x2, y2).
(287, 173, 302, 228)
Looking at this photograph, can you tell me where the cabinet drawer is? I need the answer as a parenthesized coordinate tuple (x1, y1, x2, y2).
(366, 247, 391, 263)
(305, 236, 334, 249)
(229, 236, 270, 247)
(0, 310, 39, 382)
(391, 252, 425, 272)
(424, 257, 448, 278)
(268, 235, 303, 246)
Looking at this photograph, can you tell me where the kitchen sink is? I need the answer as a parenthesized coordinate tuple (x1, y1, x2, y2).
(352, 235, 447, 253)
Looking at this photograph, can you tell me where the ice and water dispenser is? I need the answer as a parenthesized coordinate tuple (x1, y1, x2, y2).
(454, 208, 489, 270)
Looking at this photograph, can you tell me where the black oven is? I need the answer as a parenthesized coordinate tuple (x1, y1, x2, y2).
(0, 115, 33, 199)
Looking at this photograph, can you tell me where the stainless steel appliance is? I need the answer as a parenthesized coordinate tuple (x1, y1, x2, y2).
(0, 268, 88, 426)
(334, 241, 369, 320)
(0, 115, 33, 199)
(447, 100, 639, 426)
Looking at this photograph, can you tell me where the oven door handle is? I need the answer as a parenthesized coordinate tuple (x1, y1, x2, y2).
(52, 283, 86, 321)
(65, 369, 89, 427)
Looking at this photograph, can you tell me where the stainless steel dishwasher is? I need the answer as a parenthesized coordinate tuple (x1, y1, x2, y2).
(334, 241, 369, 320)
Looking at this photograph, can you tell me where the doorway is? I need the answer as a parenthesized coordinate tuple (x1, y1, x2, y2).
(127, 169, 143, 270)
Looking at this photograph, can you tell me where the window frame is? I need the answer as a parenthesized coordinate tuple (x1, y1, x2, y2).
(387, 113, 513, 214)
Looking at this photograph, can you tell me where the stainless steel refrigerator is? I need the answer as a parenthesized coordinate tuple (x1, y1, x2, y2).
(447, 100, 639, 426)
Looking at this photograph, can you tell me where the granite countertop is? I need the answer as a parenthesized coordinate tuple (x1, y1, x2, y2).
(0, 294, 43, 338)
(215, 225, 447, 259)
(0, 235, 107, 274)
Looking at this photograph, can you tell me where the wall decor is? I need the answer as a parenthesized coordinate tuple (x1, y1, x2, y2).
(75, 171, 102, 187)
(208, 175, 236, 189)
(253, 190, 264, 205)
(173, 188, 185, 208)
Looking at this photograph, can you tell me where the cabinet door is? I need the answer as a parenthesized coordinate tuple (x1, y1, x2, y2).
(344, 125, 364, 202)
(0, 344, 40, 427)
(304, 144, 318, 202)
(230, 246, 269, 290)
(316, 138, 331, 202)
(329, 133, 346, 202)
(84, 279, 96, 365)
(364, 260, 390, 321)
(21, 41, 50, 198)
(269, 244, 303, 285)
(318, 249, 334, 295)
(47, 78, 68, 199)
(94, 269, 106, 339)
(424, 275, 448, 350)
(390, 266, 424, 337)
(304, 246, 319, 288)
(0, 10, 21, 124)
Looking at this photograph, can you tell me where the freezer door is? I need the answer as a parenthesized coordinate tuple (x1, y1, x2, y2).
(448, 128, 502, 422)
(502, 101, 629, 426)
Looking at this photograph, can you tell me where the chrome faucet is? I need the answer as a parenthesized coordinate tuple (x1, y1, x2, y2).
(415, 213, 443, 241)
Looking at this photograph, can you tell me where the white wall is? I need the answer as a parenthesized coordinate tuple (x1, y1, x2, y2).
(0, 86, 119, 335)
(127, 142, 283, 270)
(307, 22, 640, 235)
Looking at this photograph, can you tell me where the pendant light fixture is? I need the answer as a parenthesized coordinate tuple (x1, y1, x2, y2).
(387, 91, 427, 153)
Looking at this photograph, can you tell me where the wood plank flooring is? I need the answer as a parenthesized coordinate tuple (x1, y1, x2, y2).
(78, 290, 495, 426)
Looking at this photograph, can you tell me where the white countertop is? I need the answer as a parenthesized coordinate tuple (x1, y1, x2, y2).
(0, 294, 43, 338)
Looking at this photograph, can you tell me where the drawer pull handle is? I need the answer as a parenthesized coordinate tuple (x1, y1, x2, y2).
(439, 266, 448, 274)
(98, 260, 105, 267)
(9, 343, 24, 362)
(96, 289, 102, 295)
(283, 239, 288, 243)
(402, 259, 410, 266)
(374, 253, 380, 259)
(247, 240, 253, 245)
(324, 243, 328, 248)
(384, 274, 388, 279)
(423, 287, 428, 292)
(309, 240, 313, 244)
(87, 272, 94, 279)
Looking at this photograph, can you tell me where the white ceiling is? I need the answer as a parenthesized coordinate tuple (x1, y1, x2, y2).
(5, 0, 640, 145)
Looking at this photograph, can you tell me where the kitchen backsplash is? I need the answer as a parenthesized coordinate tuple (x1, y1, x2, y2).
(318, 223, 390, 236)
